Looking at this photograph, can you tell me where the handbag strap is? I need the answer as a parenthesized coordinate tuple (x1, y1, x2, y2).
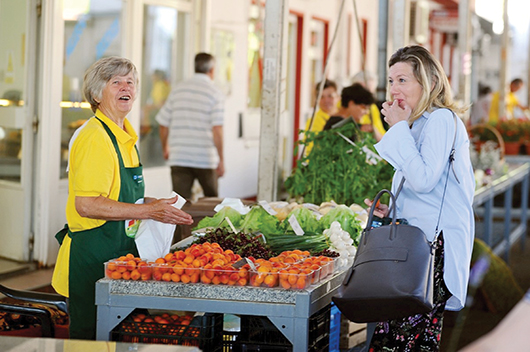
(388, 112, 459, 241)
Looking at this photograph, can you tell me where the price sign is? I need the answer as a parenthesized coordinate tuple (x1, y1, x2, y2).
(259, 200, 277, 215)
(288, 215, 305, 236)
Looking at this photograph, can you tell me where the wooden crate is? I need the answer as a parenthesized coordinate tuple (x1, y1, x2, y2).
(339, 317, 367, 350)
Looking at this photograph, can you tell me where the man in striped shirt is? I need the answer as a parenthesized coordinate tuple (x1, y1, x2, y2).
(157, 53, 225, 200)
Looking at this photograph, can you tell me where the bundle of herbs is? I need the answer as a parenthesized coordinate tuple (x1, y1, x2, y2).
(285, 123, 393, 205)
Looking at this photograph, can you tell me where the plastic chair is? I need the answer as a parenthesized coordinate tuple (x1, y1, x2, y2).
(0, 283, 68, 337)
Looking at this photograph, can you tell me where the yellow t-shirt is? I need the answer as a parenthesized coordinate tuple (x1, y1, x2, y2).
(304, 108, 330, 132)
(359, 104, 386, 136)
(52, 110, 139, 297)
(488, 91, 519, 123)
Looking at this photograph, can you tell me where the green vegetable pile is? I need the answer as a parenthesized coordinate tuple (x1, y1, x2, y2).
(193, 203, 364, 256)
(285, 123, 393, 205)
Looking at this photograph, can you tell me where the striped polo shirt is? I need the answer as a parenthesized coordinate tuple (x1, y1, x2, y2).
(156, 73, 224, 168)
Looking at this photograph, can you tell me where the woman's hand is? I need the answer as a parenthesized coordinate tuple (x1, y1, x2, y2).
(147, 196, 193, 225)
(364, 198, 389, 218)
(381, 100, 411, 127)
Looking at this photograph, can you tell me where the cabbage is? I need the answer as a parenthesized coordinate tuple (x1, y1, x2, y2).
(194, 206, 244, 230)
(240, 206, 280, 235)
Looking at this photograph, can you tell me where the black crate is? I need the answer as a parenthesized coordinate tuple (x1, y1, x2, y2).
(223, 305, 330, 352)
(111, 311, 223, 351)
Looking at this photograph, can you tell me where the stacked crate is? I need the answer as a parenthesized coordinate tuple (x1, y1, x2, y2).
(339, 317, 367, 350)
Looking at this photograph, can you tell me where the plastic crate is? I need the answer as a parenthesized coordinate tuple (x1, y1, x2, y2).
(222, 305, 330, 352)
(111, 310, 223, 351)
(329, 303, 341, 352)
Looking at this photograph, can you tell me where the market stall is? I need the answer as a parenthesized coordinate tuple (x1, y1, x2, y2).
(95, 269, 348, 351)
(473, 160, 530, 261)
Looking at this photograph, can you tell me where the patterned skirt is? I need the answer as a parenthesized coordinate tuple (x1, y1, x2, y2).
(369, 233, 451, 352)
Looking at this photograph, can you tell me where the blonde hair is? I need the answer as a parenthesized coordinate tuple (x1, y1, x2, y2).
(83, 56, 138, 113)
(388, 45, 466, 125)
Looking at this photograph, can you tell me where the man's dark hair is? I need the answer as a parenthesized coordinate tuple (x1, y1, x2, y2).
(195, 53, 215, 73)
(341, 83, 374, 107)
(511, 78, 523, 86)
(315, 79, 338, 96)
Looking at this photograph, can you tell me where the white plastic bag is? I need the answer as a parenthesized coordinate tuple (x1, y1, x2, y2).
(134, 192, 186, 261)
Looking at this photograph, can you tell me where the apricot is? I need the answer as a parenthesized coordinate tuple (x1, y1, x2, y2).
(107, 261, 117, 271)
(130, 270, 141, 281)
(117, 262, 127, 273)
(137, 262, 151, 274)
(296, 276, 307, 290)
(111, 271, 122, 280)
(121, 271, 131, 280)
(280, 279, 291, 289)
(164, 253, 174, 262)
(180, 274, 191, 283)
(264, 275, 276, 287)
(190, 272, 200, 283)
(152, 270, 163, 281)
(126, 260, 136, 271)
(173, 265, 185, 276)
(171, 273, 181, 282)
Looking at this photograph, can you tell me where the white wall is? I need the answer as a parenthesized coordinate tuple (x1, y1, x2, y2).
(210, 0, 260, 199)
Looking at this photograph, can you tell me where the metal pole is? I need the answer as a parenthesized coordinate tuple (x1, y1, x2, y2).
(498, 0, 509, 119)
(376, 0, 389, 103)
(257, 0, 288, 201)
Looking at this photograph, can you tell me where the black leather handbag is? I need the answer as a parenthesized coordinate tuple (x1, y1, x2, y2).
(333, 113, 459, 323)
(332, 186, 436, 323)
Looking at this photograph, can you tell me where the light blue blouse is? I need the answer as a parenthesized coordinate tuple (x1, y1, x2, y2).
(375, 108, 475, 311)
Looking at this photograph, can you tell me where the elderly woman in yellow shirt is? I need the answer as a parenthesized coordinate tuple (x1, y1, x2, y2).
(52, 57, 193, 340)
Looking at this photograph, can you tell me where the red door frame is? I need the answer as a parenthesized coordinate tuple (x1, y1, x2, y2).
(290, 10, 304, 169)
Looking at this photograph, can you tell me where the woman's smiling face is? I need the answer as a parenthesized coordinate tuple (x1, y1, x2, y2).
(98, 72, 137, 118)
(388, 61, 423, 110)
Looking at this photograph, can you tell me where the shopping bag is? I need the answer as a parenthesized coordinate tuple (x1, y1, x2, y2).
(332, 189, 435, 323)
(134, 192, 186, 261)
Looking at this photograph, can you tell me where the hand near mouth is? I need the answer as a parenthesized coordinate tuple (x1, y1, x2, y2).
(381, 99, 411, 127)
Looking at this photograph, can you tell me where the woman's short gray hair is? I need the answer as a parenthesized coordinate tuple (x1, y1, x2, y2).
(83, 56, 138, 112)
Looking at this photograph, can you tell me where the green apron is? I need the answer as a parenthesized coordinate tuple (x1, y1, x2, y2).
(67, 117, 144, 339)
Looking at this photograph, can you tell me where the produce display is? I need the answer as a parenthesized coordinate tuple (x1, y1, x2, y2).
(105, 245, 336, 291)
(195, 202, 365, 254)
(105, 200, 367, 291)
(285, 123, 393, 206)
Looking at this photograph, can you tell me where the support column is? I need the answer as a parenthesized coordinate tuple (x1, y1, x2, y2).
(458, 0, 473, 121)
(376, 0, 390, 103)
(389, 0, 410, 54)
(257, 0, 288, 201)
(498, 0, 509, 118)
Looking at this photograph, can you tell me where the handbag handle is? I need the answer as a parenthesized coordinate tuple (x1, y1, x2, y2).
(363, 188, 399, 242)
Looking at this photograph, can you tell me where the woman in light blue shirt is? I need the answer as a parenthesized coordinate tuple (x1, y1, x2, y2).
(365, 45, 475, 351)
